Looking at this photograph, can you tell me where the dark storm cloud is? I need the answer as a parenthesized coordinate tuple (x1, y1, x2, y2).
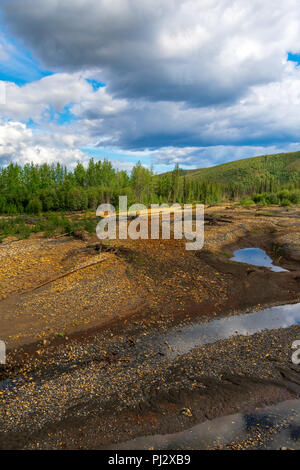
(1, 0, 300, 165)
(0, 0, 290, 106)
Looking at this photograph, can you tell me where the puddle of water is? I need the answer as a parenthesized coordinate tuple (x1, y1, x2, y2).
(110, 399, 300, 450)
(158, 303, 300, 359)
(230, 247, 288, 272)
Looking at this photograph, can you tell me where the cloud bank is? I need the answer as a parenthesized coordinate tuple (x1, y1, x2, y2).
(0, 0, 300, 169)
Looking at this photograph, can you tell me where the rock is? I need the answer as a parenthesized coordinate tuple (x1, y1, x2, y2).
(281, 243, 300, 262)
(181, 408, 193, 417)
(73, 230, 89, 241)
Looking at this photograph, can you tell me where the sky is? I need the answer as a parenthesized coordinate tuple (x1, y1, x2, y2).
(1, 0, 300, 173)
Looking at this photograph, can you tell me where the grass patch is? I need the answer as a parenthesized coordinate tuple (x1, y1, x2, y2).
(0, 213, 100, 242)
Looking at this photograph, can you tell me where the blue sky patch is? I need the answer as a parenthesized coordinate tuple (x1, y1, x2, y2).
(56, 104, 77, 126)
(0, 30, 53, 85)
(86, 79, 106, 91)
(44, 104, 77, 126)
(287, 52, 300, 65)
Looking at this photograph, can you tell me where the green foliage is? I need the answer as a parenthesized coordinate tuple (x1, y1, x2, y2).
(26, 197, 42, 214)
(176, 151, 300, 200)
(187, 151, 300, 185)
(240, 196, 255, 208)
(67, 187, 88, 211)
(0, 212, 99, 241)
(0, 216, 34, 240)
(0, 152, 299, 217)
(253, 189, 300, 206)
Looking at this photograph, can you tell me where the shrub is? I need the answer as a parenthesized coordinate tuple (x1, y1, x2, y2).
(26, 198, 42, 214)
(240, 196, 254, 208)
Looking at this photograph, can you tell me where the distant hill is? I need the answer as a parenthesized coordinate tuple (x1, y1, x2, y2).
(158, 151, 300, 202)
(181, 151, 300, 187)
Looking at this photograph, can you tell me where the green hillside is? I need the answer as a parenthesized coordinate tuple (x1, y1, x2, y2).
(183, 151, 300, 189)
(158, 151, 300, 204)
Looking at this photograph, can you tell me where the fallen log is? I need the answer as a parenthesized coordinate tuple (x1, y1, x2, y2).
(204, 215, 233, 225)
(21, 257, 108, 295)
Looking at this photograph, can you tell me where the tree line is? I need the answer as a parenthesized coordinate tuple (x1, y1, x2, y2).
(0, 159, 299, 215)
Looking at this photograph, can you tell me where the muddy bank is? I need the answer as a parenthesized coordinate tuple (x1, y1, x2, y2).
(0, 305, 299, 449)
(107, 398, 300, 450)
(195, 237, 300, 314)
(1, 205, 300, 352)
(0, 205, 299, 449)
(222, 228, 300, 271)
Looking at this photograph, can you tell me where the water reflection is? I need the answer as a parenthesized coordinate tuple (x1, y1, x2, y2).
(110, 399, 300, 450)
(160, 303, 300, 359)
(230, 247, 288, 272)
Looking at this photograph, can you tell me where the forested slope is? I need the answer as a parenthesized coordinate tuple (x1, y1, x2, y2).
(0, 152, 299, 215)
